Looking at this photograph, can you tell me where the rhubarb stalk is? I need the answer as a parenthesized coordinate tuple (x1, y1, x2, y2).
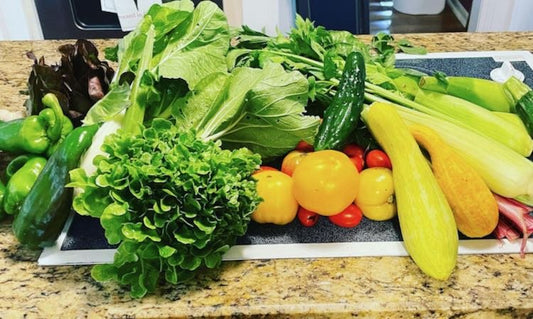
(493, 193, 533, 257)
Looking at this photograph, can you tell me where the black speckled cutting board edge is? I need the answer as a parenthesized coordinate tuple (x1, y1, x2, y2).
(39, 51, 533, 266)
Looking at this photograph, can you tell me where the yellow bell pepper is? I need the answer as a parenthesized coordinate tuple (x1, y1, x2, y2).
(355, 167, 396, 221)
(252, 170, 298, 225)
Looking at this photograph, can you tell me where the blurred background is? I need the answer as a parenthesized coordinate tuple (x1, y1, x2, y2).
(1, 0, 532, 40)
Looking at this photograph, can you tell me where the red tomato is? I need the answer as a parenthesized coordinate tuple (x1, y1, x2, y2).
(281, 150, 308, 176)
(342, 143, 365, 159)
(253, 165, 279, 175)
(328, 204, 363, 228)
(297, 206, 319, 227)
(365, 149, 392, 169)
(295, 140, 314, 152)
(349, 156, 364, 172)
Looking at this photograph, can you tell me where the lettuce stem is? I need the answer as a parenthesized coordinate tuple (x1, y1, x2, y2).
(122, 25, 156, 135)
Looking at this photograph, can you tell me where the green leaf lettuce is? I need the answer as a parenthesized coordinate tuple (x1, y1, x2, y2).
(70, 118, 261, 298)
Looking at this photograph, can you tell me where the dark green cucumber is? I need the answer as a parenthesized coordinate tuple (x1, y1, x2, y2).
(516, 90, 533, 137)
(12, 124, 98, 248)
(314, 51, 366, 151)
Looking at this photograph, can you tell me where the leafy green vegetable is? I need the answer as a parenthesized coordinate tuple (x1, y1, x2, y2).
(26, 39, 115, 126)
(71, 1, 429, 299)
(82, 83, 131, 125)
(70, 119, 261, 298)
(173, 62, 320, 160)
(150, 0, 230, 88)
(93, 1, 317, 159)
(372, 33, 427, 61)
(395, 38, 428, 55)
(72, 1, 321, 298)
(229, 17, 427, 110)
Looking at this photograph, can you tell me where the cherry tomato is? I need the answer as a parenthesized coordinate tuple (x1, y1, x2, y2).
(295, 140, 314, 152)
(297, 206, 319, 227)
(342, 143, 365, 159)
(252, 171, 298, 225)
(328, 204, 363, 228)
(281, 150, 308, 176)
(292, 150, 360, 216)
(365, 149, 392, 169)
(349, 156, 364, 172)
(253, 165, 279, 175)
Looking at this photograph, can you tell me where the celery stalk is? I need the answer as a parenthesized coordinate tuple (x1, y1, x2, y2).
(414, 90, 533, 157)
(392, 75, 421, 99)
(393, 104, 533, 203)
(493, 112, 529, 132)
(419, 76, 513, 112)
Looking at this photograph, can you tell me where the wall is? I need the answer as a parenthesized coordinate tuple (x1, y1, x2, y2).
(240, 0, 295, 35)
(468, 0, 533, 32)
(508, 0, 533, 31)
(0, 0, 43, 40)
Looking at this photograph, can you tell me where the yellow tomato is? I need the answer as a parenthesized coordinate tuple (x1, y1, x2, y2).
(252, 171, 298, 225)
(281, 150, 308, 176)
(355, 167, 396, 221)
(292, 150, 360, 216)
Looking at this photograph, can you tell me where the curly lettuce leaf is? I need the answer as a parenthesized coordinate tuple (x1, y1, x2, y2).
(69, 119, 261, 298)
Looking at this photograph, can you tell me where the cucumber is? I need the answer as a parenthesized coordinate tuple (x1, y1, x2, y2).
(12, 124, 98, 248)
(516, 90, 533, 137)
(314, 51, 366, 151)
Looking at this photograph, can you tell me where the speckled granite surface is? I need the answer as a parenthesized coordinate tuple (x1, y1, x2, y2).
(1, 33, 533, 319)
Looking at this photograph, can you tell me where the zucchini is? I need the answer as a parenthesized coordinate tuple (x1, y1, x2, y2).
(13, 124, 98, 248)
(314, 51, 365, 151)
(361, 102, 458, 280)
(503, 76, 533, 137)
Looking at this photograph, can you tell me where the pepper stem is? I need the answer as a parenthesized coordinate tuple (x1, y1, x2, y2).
(41, 93, 64, 142)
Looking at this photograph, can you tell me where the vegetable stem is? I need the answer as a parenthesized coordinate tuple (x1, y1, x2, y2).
(122, 25, 155, 135)
(260, 49, 325, 69)
(503, 76, 531, 104)
(493, 194, 533, 257)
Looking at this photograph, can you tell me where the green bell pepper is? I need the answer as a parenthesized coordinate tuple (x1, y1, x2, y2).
(0, 93, 72, 155)
(13, 124, 99, 248)
(3, 155, 47, 215)
(0, 179, 6, 220)
(45, 114, 74, 157)
(5, 154, 34, 180)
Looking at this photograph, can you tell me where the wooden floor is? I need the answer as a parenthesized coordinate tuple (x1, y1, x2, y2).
(370, 0, 466, 34)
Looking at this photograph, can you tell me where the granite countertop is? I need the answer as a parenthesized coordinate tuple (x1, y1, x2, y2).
(1, 32, 532, 319)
